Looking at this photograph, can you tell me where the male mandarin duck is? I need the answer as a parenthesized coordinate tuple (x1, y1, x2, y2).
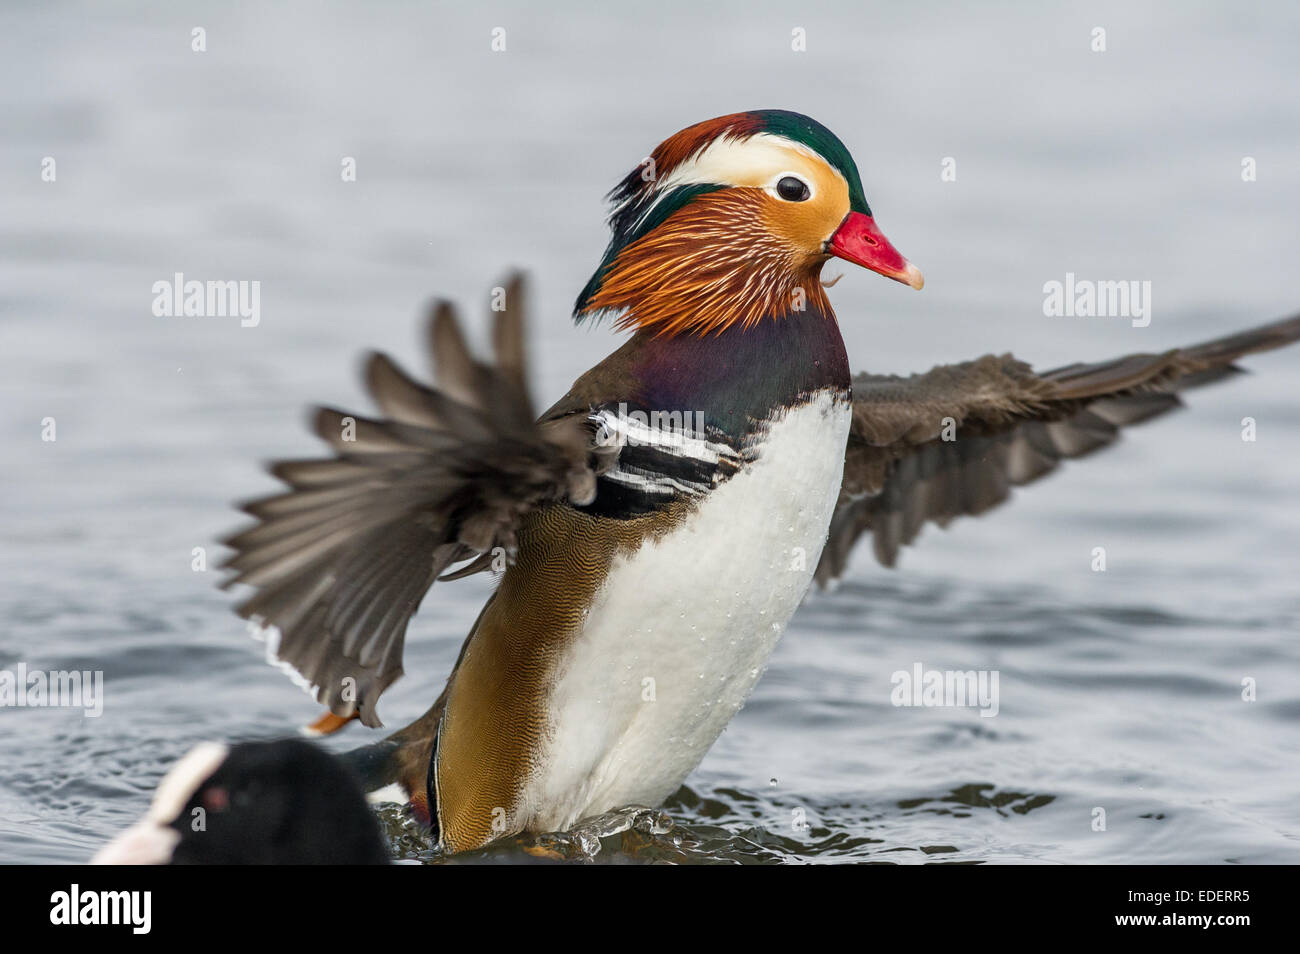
(220, 109, 1300, 853)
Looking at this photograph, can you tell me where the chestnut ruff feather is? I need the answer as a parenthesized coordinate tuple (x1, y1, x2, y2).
(577, 189, 834, 337)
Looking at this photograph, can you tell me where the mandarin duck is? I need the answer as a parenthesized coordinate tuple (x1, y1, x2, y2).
(220, 110, 1300, 853)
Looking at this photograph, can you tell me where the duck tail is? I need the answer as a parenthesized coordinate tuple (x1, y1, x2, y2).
(336, 702, 444, 831)
(337, 738, 404, 792)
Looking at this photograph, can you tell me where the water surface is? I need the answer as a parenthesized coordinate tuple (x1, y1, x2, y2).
(2, 1, 1298, 864)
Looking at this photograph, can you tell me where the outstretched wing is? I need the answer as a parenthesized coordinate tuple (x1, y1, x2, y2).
(817, 313, 1300, 584)
(220, 276, 603, 726)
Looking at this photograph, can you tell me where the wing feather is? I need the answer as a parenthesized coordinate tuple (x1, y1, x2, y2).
(817, 312, 1300, 584)
(220, 275, 600, 726)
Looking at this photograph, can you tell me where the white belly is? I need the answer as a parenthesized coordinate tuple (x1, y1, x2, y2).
(521, 390, 851, 831)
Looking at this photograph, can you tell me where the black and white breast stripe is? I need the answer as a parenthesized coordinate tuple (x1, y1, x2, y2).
(577, 406, 745, 518)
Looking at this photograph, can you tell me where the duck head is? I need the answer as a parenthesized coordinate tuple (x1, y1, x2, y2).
(575, 109, 923, 336)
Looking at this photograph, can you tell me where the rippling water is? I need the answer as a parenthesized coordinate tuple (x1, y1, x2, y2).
(3, 1, 1299, 864)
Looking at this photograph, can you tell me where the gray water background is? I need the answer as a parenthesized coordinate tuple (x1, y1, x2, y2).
(2, 0, 1298, 862)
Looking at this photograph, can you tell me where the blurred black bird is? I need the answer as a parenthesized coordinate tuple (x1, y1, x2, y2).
(93, 739, 389, 865)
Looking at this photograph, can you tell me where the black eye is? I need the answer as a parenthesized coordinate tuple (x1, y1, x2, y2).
(776, 176, 811, 201)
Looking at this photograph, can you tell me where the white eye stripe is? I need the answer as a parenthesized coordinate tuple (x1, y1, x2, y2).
(650, 133, 836, 195)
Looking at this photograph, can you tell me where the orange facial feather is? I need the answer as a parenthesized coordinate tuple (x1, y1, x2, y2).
(581, 189, 833, 337)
